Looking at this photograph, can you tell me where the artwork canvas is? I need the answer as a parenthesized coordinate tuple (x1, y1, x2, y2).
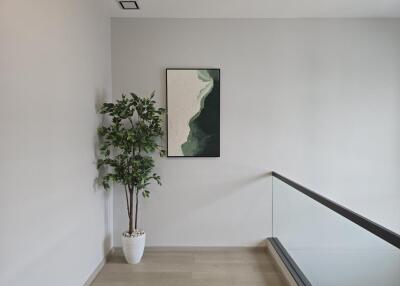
(167, 69, 220, 157)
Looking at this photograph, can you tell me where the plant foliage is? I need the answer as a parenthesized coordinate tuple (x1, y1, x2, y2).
(97, 93, 165, 234)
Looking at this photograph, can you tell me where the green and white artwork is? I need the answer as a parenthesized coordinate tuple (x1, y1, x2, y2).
(167, 69, 220, 157)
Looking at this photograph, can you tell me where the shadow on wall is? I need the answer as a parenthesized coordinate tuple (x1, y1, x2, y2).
(93, 89, 109, 191)
(96, 89, 113, 256)
(103, 190, 112, 256)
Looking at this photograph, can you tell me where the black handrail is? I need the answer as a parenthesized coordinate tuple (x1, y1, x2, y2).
(271, 171, 400, 249)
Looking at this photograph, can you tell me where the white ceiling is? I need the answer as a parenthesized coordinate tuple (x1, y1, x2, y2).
(109, 0, 400, 18)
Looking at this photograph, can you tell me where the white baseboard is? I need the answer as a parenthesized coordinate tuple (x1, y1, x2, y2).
(83, 249, 112, 286)
(110, 246, 265, 255)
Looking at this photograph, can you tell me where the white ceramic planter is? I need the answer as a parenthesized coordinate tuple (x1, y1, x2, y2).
(121, 231, 146, 264)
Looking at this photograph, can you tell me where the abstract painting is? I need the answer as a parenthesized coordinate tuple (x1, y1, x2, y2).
(166, 69, 220, 157)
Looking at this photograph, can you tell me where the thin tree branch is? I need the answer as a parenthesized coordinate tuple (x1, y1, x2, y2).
(135, 188, 139, 230)
(124, 185, 130, 218)
(128, 117, 134, 128)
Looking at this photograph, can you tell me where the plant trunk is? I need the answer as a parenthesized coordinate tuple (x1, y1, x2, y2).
(135, 190, 139, 230)
(128, 188, 134, 234)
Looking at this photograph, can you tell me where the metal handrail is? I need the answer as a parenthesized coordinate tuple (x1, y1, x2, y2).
(272, 171, 400, 249)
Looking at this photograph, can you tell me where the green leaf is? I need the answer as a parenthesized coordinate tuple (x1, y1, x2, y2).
(97, 92, 165, 210)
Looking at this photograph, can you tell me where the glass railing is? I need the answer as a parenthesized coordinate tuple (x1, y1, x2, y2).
(271, 172, 400, 286)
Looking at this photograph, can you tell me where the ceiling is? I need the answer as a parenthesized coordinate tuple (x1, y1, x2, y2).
(109, 0, 400, 18)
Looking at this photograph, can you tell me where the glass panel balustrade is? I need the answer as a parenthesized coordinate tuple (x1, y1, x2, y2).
(272, 175, 400, 286)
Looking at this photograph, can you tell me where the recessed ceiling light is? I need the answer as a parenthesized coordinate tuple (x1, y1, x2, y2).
(119, 1, 139, 10)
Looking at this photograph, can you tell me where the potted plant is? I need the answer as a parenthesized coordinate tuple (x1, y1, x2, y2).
(97, 93, 165, 264)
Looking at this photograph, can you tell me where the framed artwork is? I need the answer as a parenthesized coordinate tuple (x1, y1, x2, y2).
(166, 68, 220, 157)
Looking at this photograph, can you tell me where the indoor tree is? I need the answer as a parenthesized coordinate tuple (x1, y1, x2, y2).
(97, 93, 165, 235)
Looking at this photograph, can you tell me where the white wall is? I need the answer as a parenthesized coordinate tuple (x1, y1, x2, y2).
(0, 1, 112, 285)
(111, 18, 400, 247)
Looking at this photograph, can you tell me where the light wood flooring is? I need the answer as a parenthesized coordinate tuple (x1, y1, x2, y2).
(91, 248, 290, 286)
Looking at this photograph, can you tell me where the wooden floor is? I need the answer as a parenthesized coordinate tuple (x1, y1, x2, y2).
(91, 248, 289, 286)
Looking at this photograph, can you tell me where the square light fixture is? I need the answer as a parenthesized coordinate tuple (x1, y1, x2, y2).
(119, 1, 139, 10)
